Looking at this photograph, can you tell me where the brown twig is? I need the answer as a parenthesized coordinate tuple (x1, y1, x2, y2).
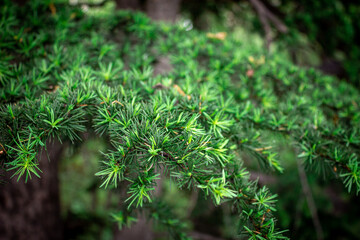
(186, 189, 199, 217)
(249, 0, 272, 50)
(0, 142, 7, 155)
(296, 158, 324, 240)
(249, 0, 288, 50)
(254, 146, 273, 152)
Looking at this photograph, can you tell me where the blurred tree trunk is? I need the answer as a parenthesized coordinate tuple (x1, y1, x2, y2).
(113, 169, 164, 240)
(0, 141, 63, 240)
(112, 0, 177, 233)
(146, 0, 180, 22)
(115, 0, 180, 22)
(113, 213, 155, 240)
(114, 0, 143, 10)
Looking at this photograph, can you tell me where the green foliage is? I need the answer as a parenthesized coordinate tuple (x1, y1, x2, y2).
(0, 1, 359, 239)
(111, 211, 137, 230)
(6, 131, 43, 182)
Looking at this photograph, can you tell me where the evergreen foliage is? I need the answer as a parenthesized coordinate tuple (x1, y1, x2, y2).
(0, 1, 359, 239)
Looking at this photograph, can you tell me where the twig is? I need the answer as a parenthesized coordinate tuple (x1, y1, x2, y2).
(263, 4, 288, 33)
(186, 189, 199, 217)
(249, 0, 272, 50)
(296, 158, 324, 240)
(249, 0, 288, 50)
(0, 142, 7, 155)
(254, 146, 273, 152)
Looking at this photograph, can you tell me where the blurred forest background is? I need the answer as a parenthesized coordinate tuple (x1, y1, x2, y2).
(3, 0, 360, 239)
